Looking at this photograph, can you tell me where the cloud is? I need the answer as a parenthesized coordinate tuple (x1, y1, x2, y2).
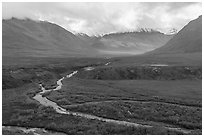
(139, 2, 202, 33)
(2, 2, 202, 35)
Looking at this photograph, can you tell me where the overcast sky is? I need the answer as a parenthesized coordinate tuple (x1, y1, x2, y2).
(2, 2, 202, 35)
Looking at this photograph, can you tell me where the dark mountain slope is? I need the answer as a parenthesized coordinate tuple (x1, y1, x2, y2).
(2, 18, 98, 57)
(149, 16, 202, 54)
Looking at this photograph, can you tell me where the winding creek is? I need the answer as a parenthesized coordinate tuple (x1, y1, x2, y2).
(3, 62, 195, 134)
(33, 70, 152, 126)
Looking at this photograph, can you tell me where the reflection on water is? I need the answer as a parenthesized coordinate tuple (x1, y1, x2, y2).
(84, 67, 95, 71)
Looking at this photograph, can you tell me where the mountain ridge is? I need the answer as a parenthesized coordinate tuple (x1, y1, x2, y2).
(147, 15, 202, 54)
(3, 17, 174, 57)
(3, 18, 100, 57)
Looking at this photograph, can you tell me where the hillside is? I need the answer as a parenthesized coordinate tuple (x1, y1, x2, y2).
(2, 18, 98, 58)
(149, 16, 202, 54)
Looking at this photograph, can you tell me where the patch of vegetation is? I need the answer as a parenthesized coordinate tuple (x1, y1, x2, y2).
(67, 101, 201, 130)
(2, 57, 202, 135)
(3, 105, 185, 135)
(47, 78, 201, 107)
(76, 66, 201, 80)
(45, 77, 201, 134)
(2, 57, 106, 89)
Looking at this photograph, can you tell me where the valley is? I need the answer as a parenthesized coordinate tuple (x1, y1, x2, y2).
(2, 5, 202, 135)
(2, 56, 202, 135)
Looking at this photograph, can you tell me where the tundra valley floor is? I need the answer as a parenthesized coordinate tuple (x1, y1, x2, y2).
(2, 57, 202, 135)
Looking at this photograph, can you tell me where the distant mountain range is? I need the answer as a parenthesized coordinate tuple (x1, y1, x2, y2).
(3, 18, 174, 58)
(116, 15, 202, 66)
(2, 15, 202, 60)
(89, 30, 173, 55)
